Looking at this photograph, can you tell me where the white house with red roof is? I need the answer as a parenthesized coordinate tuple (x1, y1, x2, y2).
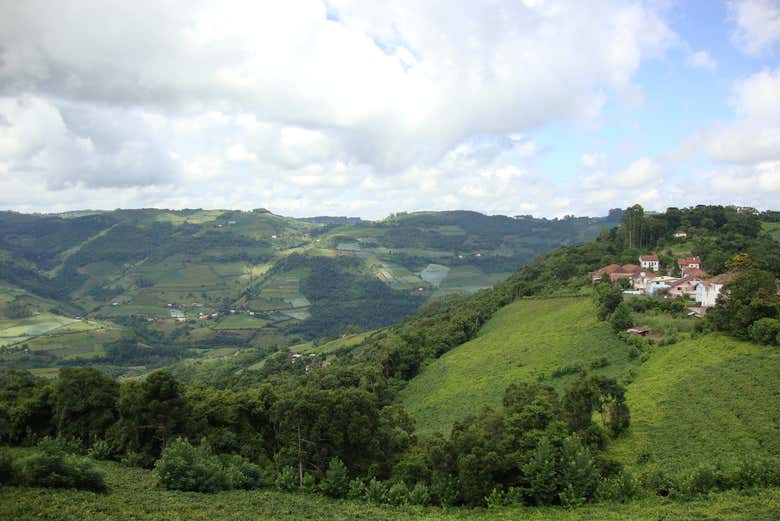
(677, 256, 701, 271)
(639, 254, 659, 272)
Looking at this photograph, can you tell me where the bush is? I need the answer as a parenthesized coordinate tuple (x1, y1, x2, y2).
(596, 472, 639, 503)
(386, 481, 410, 506)
(364, 477, 388, 504)
(347, 478, 366, 499)
(748, 318, 780, 345)
(15, 451, 106, 492)
(430, 474, 460, 506)
(409, 481, 431, 505)
(275, 466, 298, 492)
(321, 457, 350, 498)
(36, 436, 84, 456)
(88, 439, 114, 461)
(154, 438, 262, 493)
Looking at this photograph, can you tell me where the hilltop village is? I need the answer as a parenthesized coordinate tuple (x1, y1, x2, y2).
(591, 239, 734, 319)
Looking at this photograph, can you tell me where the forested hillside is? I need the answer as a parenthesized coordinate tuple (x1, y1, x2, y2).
(1, 204, 779, 515)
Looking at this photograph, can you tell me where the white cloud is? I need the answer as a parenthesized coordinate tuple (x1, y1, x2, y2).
(728, 0, 780, 55)
(686, 50, 717, 70)
(0, 0, 698, 218)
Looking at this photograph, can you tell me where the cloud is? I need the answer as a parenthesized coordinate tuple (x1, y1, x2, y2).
(728, 0, 780, 55)
(699, 68, 780, 164)
(685, 50, 717, 71)
(0, 0, 694, 218)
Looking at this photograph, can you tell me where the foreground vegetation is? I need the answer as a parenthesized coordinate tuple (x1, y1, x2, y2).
(2, 458, 779, 521)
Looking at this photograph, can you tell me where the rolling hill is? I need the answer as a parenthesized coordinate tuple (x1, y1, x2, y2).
(400, 296, 780, 473)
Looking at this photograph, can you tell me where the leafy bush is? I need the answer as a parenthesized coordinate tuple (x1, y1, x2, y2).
(320, 457, 349, 498)
(154, 438, 262, 493)
(748, 318, 780, 345)
(15, 450, 106, 492)
(409, 481, 431, 505)
(386, 481, 410, 506)
(364, 477, 388, 504)
(88, 439, 114, 461)
(596, 472, 639, 503)
(347, 478, 366, 499)
(275, 466, 298, 492)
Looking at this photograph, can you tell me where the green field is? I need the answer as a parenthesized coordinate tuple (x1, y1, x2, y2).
(609, 333, 780, 470)
(1, 459, 778, 521)
(401, 298, 635, 436)
(213, 315, 271, 330)
(0, 313, 77, 347)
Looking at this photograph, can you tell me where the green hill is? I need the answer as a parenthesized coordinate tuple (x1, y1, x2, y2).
(401, 297, 636, 436)
(400, 296, 780, 473)
(610, 333, 780, 470)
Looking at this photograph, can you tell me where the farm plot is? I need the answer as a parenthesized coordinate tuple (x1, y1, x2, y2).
(417, 263, 450, 287)
(213, 315, 272, 330)
(437, 265, 508, 295)
(0, 314, 77, 347)
(22, 321, 121, 360)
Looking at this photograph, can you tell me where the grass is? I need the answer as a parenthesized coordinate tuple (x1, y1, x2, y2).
(0, 313, 78, 347)
(213, 315, 271, 330)
(609, 333, 780, 471)
(1, 458, 778, 521)
(400, 298, 636, 436)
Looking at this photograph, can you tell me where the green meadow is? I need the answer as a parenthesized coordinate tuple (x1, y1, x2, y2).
(401, 298, 635, 436)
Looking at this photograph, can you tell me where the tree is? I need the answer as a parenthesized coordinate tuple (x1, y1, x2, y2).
(321, 457, 350, 498)
(748, 318, 780, 345)
(51, 368, 118, 446)
(709, 269, 780, 339)
(5, 300, 32, 319)
(610, 303, 633, 333)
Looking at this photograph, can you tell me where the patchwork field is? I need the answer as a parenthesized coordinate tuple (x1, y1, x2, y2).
(0, 313, 77, 347)
(2, 460, 779, 521)
(400, 298, 636, 436)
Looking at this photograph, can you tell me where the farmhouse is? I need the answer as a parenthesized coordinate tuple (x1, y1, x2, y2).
(645, 276, 679, 296)
(668, 275, 701, 299)
(695, 272, 736, 308)
(639, 254, 660, 272)
(681, 267, 708, 278)
(591, 264, 622, 282)
(677, 256, 701, 271)
(631, 271, 656, 291)
(674, 230, 688, 238)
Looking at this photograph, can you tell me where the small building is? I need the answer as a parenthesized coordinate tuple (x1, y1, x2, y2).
(674, 230, 688, 238)
(669, 275, 701, 299)
(627, 327, 650, 336)
(695, 272, 736, 308)
(610, 264, 643, 283)
(682, 267, 708, 278)
(632, 271, 656, 291)
(591, 264, 622, 282)
(639, 254, 660, 272)
(645, 276, 679, 296)
(677, 256, 701, 271)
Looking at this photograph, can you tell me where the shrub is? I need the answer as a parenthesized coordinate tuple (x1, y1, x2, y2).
(430, 474, 460, 506)
(321, 457, 350, 498)
(748, 318, 780, 345)
(275, 466, 298, 492)
(347, 478, 366, 499)
(386, 481, 410, 506)
(364, 477, 388, 504)
(596, 472, 639, 503)
(610, 304, 633, 333)
(15, 451, 106, 492)
(154, 438, 262, 493)
(88, 439, 114, 461)
(155, 438, 227, 493)
(409, 481, 431, 505)
(36, 436, 83, 456)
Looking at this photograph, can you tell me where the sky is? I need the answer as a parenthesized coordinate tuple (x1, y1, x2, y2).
(0, 0, 778, 219)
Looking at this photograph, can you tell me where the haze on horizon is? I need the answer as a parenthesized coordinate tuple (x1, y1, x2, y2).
(1, 0, 779, 220)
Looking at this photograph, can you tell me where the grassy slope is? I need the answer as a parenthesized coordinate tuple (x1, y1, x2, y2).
(1, 460, 778, 521)
(609, 333, 780, 470)
(401, 298, 635, 436)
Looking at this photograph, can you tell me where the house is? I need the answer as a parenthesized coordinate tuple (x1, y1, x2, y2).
(681, 267, 708, 278)
(668, 275, 701, 299)
(645, 276, 679, 296)
(631, 271, 656, 291)
(674, 230, 688, 238)
(627, 327, 650, 336)
(695, 272, 736, 308)
(591, 264, 622, 282)
(639, 254, 660, 272)
(610, 264, 643, 283)
(677, 256, 701, 271)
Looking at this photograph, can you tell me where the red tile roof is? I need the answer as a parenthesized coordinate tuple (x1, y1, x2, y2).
(640, 254, 659, 262)
(677, 256, 701, 267)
